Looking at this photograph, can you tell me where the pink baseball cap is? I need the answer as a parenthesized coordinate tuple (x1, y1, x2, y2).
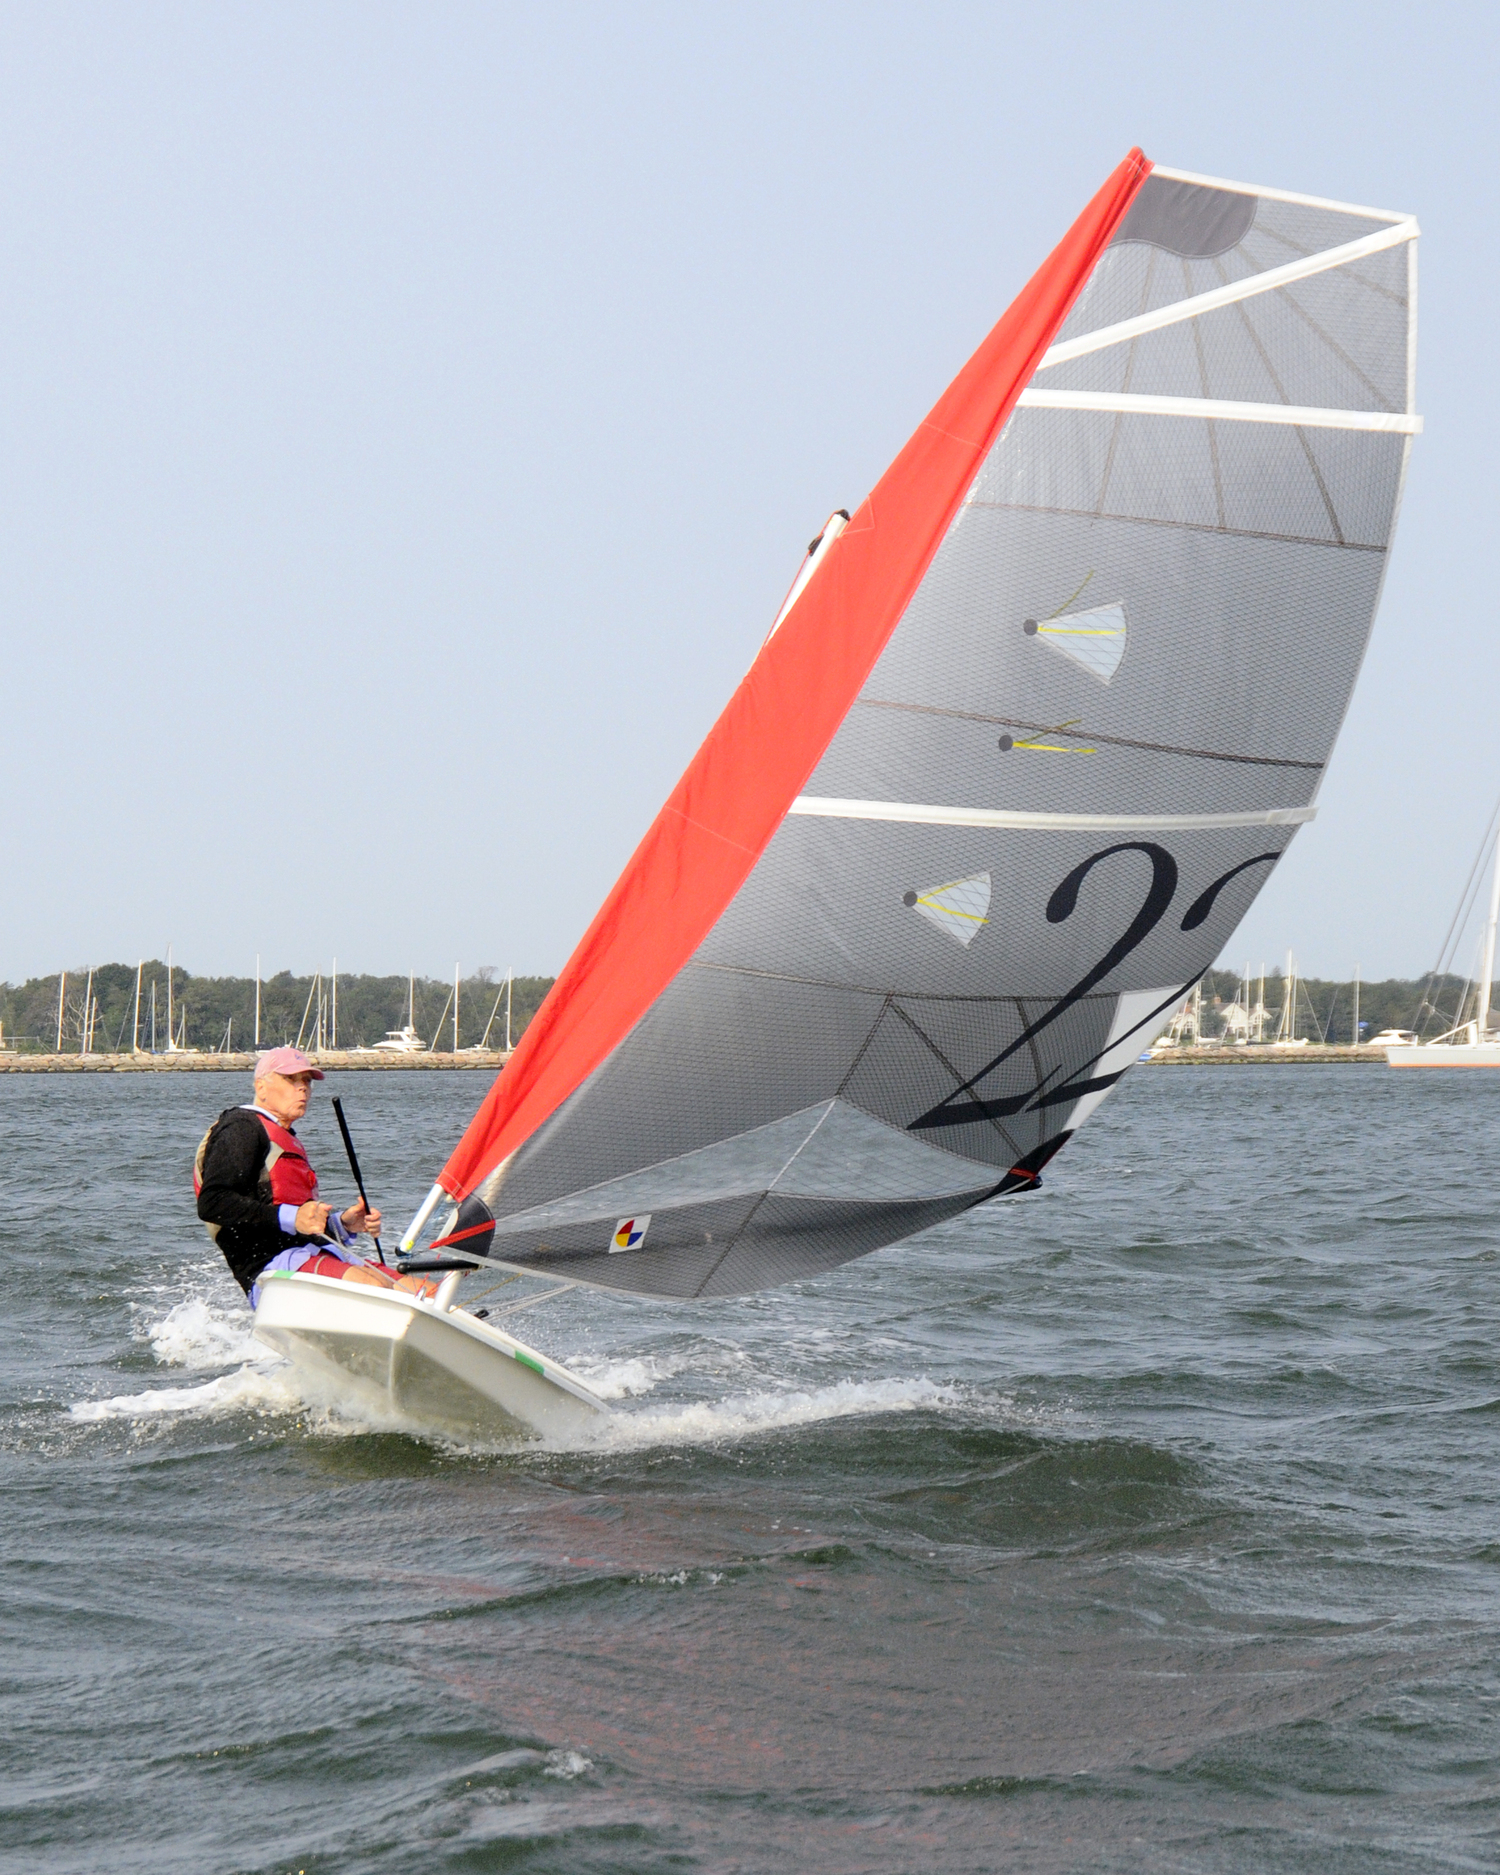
(254, 1046, 325, 1081)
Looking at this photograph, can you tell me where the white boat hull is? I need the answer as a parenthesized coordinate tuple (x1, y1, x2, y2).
(1385, 1043, 1500, 1067)
(252, 1271, 609, 1440)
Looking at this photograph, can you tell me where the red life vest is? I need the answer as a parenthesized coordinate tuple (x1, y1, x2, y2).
(252, 1112, 320, 1206)
(193, 1107, 320, 1214)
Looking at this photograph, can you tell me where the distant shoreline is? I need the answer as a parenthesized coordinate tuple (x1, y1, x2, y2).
(0, 1044, 1394, 1074)
(1144, 1045, 1387, 1065)
(0, 1050, 511, 1073)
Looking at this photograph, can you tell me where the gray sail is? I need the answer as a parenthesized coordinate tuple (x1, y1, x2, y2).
(430, 164, 1417, 1297)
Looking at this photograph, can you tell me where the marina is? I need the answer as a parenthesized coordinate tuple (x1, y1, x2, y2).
(0, 962, 546, 1065)
(1145, 1043, 1388, 1064)
(0, 1049, 511, 1073)
(0, 1041, 1397, 1069)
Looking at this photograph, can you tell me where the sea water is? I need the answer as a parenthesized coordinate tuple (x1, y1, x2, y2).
(2, 1066, 1498, 1873)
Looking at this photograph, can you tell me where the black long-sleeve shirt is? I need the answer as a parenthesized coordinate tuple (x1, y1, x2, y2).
(196, 1106, 318, 1293)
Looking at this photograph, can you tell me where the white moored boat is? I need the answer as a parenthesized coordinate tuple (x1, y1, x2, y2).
(1389, 1040, 1500, 1067)
(365, 1026, 426, 1054)
(1388, 813, 1500, 1066)
(1386, 1027, 1500, 1067)
(252, 1268, 609, 1439)
(356, 974, 428, 1054)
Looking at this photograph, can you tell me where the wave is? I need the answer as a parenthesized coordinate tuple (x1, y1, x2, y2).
(144, 1295, 260, 1370)
(73, 1289, 382, 1430)
(563, 1373, 963, 1453)
(559, 1349, 694, 1400)
(69, 1361, 297, 1423)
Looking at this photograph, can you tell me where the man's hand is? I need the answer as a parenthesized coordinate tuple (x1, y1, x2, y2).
(340, 1200, 383, 1238)
(295, 1200, 332, 1236)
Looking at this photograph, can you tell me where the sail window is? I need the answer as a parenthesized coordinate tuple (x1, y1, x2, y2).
(902, 873, 992, 947)
(1023, 601, 1128, 684)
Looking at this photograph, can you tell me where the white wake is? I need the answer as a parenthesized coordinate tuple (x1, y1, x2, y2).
(71, 1294, 290, 1422)
(551, 1372, 963, 1452)
(70, 1363, 298, 1423)
(72, 1291, 967, 1449)
(146, 1296, 261, 1370)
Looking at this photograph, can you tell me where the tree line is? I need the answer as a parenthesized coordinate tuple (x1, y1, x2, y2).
(1, 960, 1476, 1055)
(1197, 968, 1474, 1043)
(0, 962, 555, 1054)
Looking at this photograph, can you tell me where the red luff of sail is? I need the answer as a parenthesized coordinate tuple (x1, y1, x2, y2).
(439, 148, 1152, 1203)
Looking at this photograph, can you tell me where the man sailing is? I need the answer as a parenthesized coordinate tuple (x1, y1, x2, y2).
(195, 1047, 434, 1305)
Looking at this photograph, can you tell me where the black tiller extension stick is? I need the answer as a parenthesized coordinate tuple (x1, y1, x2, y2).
(331, 1096, 385, 1264)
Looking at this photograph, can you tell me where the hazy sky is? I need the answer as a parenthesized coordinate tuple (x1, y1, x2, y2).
(2, 3, 1494, 985)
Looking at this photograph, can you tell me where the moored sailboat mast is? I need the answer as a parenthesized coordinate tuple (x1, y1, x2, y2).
(1476, 824, 1500, 1040)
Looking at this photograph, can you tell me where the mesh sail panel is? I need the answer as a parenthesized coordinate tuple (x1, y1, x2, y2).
(435, 166, 1417, 1299)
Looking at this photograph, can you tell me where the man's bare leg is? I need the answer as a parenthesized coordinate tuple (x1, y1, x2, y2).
(339, 1264, 441, 1300)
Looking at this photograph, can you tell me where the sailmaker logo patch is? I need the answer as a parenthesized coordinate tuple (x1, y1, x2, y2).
(610, 1215, 651, 1253)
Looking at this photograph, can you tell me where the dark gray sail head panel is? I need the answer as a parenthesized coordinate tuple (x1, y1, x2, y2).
(1111, 175, 1256, 258)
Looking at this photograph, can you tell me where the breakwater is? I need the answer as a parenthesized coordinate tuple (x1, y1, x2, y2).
(0, 1050, 510, 1073)
(1144, 1044, 1385, 1064)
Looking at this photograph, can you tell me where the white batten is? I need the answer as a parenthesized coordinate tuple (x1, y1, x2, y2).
(1015, 388, 1421, 435)
(788, 797, 1316, 833)
(400, 1181, 446, 1254)
(1148, 165, 1411, 224)
(1036, 220, 1418, 371)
